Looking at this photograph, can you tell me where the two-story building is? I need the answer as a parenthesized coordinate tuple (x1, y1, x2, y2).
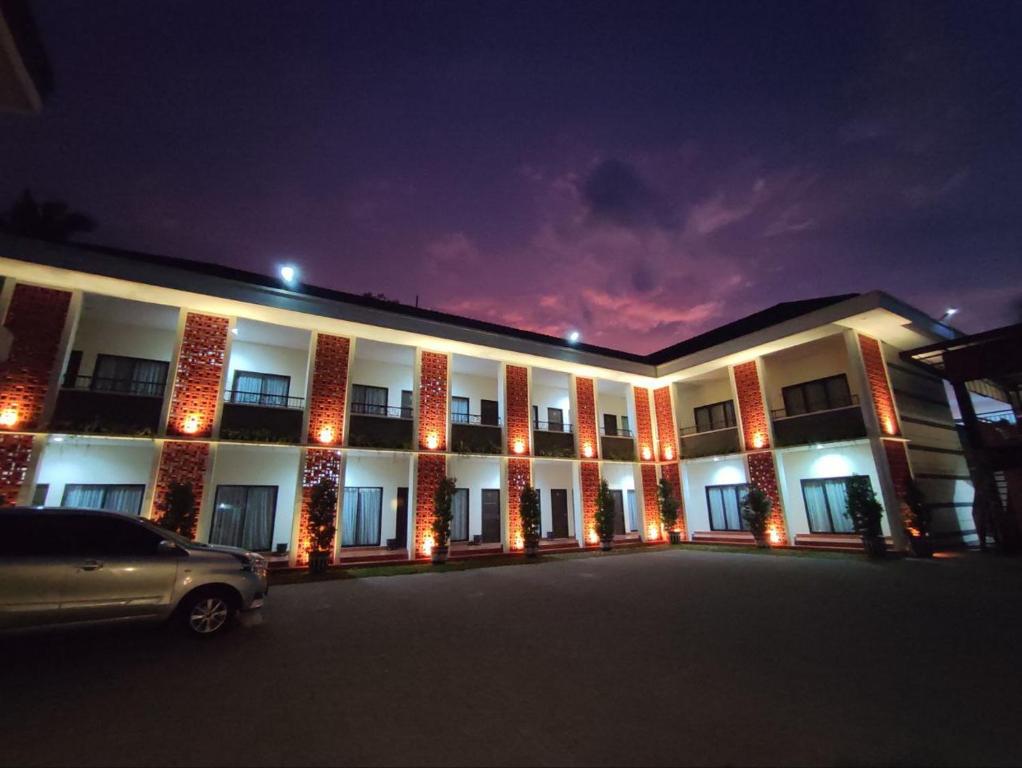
(0, 234, 974, 566)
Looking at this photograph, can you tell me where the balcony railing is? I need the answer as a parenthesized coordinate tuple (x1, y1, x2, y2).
(679, 422, 737, 436)
(450, 412, 502, 427)
(961, 409, 1022, 450)
(63, 374, 166, 398)
(770, 394, 859, 420)
(350, 402, 412, 419)
(534, 420, 573, 433)
(770, 396, 866, 447)
(680, 424, 742, 459)
(600, 426, 634, 438)
(224, 389, 305, 410)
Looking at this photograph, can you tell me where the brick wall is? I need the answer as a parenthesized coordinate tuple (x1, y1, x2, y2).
(295, 448, 343, 566)
(633, 386, 656, 462)
(0, 284, 72, 431)
(307, 334, 350, 445)
(858, 334, 901, 437)
(414, 453, 447, 556)
(151, 440, 210, 538)
(0, 433, 34, 506)
(639, 463, 661, 539)
(746, 451, 786, 544)
(575, 376, 598, 459)
(505, 364, 531, 455)
(418, 351, 448, 451)
(653, 386, 676, 460)
(580, 460, 600, 544)
(883, 438, 913, 532)
(733, 361, 770, 450)
(507, 457, 531, 549)
(166, 313, 230, 438)
(660, 462, 685, 538)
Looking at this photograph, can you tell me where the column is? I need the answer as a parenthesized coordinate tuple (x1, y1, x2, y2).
(293, 448, 343, 566)
(579, 459, 601, 546)
(412, 350, 451, 557)
(150, 440, 213, 539)
(732, 359, 788, 544)
(165, 312, 231, 438)
(651, 385, 685, 538)
(503, 363, 532, 551)
(635, 386, 664, 540)
(506, 456, 532, 551)
(573, 375, 599, 459)
(306, 332, 352, 446)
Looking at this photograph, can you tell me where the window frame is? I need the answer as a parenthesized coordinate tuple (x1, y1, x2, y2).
(781, 374, 853, 417)
(350, 384, 390, 416)
(341, 486, 384, 547)
(451, 396, 470, 424)
(705, 482, 751, 532)
(210, 484, 278, 552)
(61, 484, 147, 516)
(231, 370, 292, 407)
(91, 353, 169, 397)
(800, 476, 861, 534)
(693, 400, 737, 433)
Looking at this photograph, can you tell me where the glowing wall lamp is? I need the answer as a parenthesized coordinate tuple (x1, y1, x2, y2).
(317, 425, 336, 444)
(882, 416, 897, 436)
(182, 413, 202, 435)
(751, 432, 765, 449)
(0, 407, 19, 427)
(512, 438, 526, 455)
(426, 432, 440, 450)
(422, 535, 435, 557)
(641, 445, 653, 461)
(768, 526, 782, 545)
(663, 445, 675, 461)
(587, 529, 599, 545)
(647, 523, 660, 541)
(582, 441, 594, 458)
(279, 263, 299, 285)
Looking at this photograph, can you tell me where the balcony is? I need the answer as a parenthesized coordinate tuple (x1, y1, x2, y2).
(219, 389, 305, 444)
(450, 412, 503, 454)
(770, 396, 867, 447)
(50, 375, 166, 436)
(347, 403, 414, 450)
(969, 410, 1022, 450)
(533, 421, 575, 458)
(680, 424, 742, 459)
(600, 426, 636, 461)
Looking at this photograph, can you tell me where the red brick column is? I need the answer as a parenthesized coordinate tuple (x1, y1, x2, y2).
(166, 313, 230, 438)
(307, 334, 351, 445)
(575, 376, 598, 459)
(639, 463, 662, 540)
(507, 457, 531, 549)
(733, 361, 770, 451)
(747, 451, 787, 544)
(858, 334, 901, 437)
(151, 441, 210, 538)
(580, 460, 600, 545)
(418, 351, 448, 451)
(295, 448, 343, 566)
(414, 453, 447, 557)
(0, 433, 34, 506)
(660, 462, 686, 538)
(633, 386, 656, 462)
(653, 386, 676, 461)
(0, 284, 72, 431)
(505, 364, 531, 456)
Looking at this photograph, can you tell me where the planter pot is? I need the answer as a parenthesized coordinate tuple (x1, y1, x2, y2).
(308, 550, 329, 574)
(752, 534, 770, 549)
(862, 535, 887, 559)
(668, 530, 682, 545)
(524, 541, 539, 558)
(908, 535, 934, 559)
(600, 538, 613, 552)
(431, 546, 449, 565)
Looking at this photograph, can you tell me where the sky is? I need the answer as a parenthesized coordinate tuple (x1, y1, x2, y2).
(1, 0, 1020, 354)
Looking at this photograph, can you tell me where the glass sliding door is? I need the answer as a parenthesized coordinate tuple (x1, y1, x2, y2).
(62, 484, 145, 516)
(342, 487, 383, 546)
(450, 488, 469, 542)
(706, 483, 750, 531)
(210, 485, 277, 551)
(802, 477, 858, 533)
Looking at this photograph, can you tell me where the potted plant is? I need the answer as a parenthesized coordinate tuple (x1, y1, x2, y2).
(306, 478, 337, 574)
(846, 475, 887, 558)
(594, 479, 616, 551)
(519, 483, 541, 557)
(658, 477, 682, 544)
(741, 487, 773, 547)
(158, 482, 197, 539)
(431, 476, 457, 565)
(904, 478, 933, 558)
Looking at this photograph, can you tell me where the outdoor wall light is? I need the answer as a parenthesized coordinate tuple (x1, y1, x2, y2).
(422, 535, 435, 557)
(663, 445, 674, 461)
(426, 432, 440, 450)
(318, 425, 335, 444)
(0, 407, 19, 427)
(647, 523, 660, 541)
(512, 438, 526, 454)
(641, 445, 653, 461)
(582, 442, 594, 458)
(751, 432, 765, 449)
(182, 413, 202, 434)
(587, 529, 599, 545)
(768, 526, 782, 545)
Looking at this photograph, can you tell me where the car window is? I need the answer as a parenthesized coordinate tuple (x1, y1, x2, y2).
(0, 514, 72, 557)
(65, 515, 165, 557)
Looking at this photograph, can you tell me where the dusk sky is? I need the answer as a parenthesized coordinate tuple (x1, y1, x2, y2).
(1, 0, 1020, 353)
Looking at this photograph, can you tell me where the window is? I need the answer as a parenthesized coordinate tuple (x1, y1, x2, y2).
(801, 477, 859, 534)
(64, 514, 164, 557)
(694, 400, 736, 433)
(480, 399, 499, 426)
(91, 354, 168, 397)
(603, 413, 619, 436)
(706, 483, 750, 531)
(782, 375, 852, 416)
(401, 389, 414, 419)
(62, 484, 145, 516)
(210, 485, 277, 551)
(547, 407, 564, 432)
(351, 384, 388, 416)
(451, 396, 470, 424)
(451, 488, 469, 542)
(626, 489, 637, 531)
(62, 350, 82, 388)
(620, 415, 631, 436)
(232, 371, 291, 407)
(31, 484, 48, 507)
(0, 513, 72, 556)
(342, 487, 383, 546)
(532, 405, 539, 428)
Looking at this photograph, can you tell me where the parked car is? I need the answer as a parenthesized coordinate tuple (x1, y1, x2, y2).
(0, 507, 267, 637)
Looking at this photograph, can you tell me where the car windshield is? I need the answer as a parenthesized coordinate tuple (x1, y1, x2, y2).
(137, 518, 210, 550)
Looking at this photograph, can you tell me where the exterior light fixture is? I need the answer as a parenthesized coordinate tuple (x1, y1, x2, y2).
(318, 425, 335, 444)
(514, 533, 524, 551)
(52, 435, 65, 443)
(0, 407, 19, 427)
(567, 330, 580, 344)
(182, 413, 202, 434)
(426, 433, 440, 450)
(647, 523, 660, 541)
(751, 433, 765, 449)
(231, 327, 239, 336)
(641, 445, 653, 461)
(582, 442, 594, 458)
(279, 264, 299, 285)
(663, 445, 675, 461)
(587, 529, 599, 545)
(512, 438, 526, 455)
(883, 416, 897, 435)
(939, 307, 959, 322)
(422, 536, 435, 557)
(768, 526, 782, 545)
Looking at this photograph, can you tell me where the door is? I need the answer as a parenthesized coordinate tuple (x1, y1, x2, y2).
(547, 407, 564, 432)
(395, 487, 409, 546)
(451, 488, 469, 542)
(480, 399, 499, 426)
(61, 515, 179, 622)
(603, 413, 618, 436)
(481, 489, 501, 543)
(550, 489, 569, 539)
(610, 490, 626, 535)
(0, 513, 72, 628)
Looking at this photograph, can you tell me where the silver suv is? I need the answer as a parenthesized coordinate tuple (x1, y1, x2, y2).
(0, 508, 268, 637)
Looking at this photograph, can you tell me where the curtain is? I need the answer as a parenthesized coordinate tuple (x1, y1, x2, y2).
(93, 355, 134, 393)
(353, 385, 388, 415)
(132, 360, 167, 396)
(452, 398, 470, 424)
(696, 408, 712, 433)
(234, 373, 264, 404)
(824, 479, 854, 533)
(342, 488, 383, 546)
(211, 486, 247, 547)
(211, 487, 275, 550)
(63, 484, 106, 509)
(626, 490, 637, 531)
(451, 489, 469, 541)
(341, 488, 360, 546)
(620, 416, 631, 435)
(262, 375, 290, 407)
(722, 487, 742, 531)
(101, 486, 143, 515)
(241, 487, 275, 550)
(826, 376, 852, 408)
(804, 482, 831, 532)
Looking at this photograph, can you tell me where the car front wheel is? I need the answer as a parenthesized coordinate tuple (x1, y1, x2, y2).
(179, 589, 237, 637)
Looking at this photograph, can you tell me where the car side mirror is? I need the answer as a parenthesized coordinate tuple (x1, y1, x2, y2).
(158, 539, 186, 557)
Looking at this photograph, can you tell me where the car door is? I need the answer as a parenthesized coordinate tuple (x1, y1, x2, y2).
(61, 514, 180, 623)
(0, 512, 73, 629)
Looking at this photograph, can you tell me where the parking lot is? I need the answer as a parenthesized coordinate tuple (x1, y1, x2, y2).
(2, 547, 1021, 767)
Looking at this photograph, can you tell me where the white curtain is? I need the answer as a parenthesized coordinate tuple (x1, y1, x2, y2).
(804, 482, 831, 532)
(211, 486, 275, 551)
(824, 479, 854, 533)
(451, 489, 468, 541)
(626, 490, 637, 531)
(708, 485, 748, 531)
(132, 359, 168, 396)
(261, 375, 290, 407)
(211, 486, 247, 546)
(452, 398, 470, 424)
(342, 488, 383, 546)
(101, 486, 144, 515)
(63, 485, 106, 509)
(234, 373, 264, 404)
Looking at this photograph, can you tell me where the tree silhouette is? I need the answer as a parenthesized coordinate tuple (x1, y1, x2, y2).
(0, 189, 96, 242)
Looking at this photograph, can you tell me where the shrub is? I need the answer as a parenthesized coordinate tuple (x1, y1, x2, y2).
(904, 478, 931, 538)
(159, 482, 197, 538)
(519, 483, 541, 546)
(741, 487, 773, 542)
(846, 475, 884, 538)
(657, 477, 680, 532)
(307, 478, 338, 553)
(431, 476, 458, 549)
(594, 479, 616, 541)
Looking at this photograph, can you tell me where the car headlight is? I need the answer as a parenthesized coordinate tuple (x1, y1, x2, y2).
(236, 552, 268, 574)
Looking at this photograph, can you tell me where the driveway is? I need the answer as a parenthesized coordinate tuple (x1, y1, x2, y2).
(2, 548, 1020, 766)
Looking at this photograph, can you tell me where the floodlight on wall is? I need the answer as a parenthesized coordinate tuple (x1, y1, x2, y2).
(0, 407, 19, 427)
(939, 307, 958, 323)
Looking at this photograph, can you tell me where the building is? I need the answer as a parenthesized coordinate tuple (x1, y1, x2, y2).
(0, 233, 975, 566)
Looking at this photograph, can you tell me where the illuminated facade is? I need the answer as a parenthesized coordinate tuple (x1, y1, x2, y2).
(0, 234, 978, 565)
